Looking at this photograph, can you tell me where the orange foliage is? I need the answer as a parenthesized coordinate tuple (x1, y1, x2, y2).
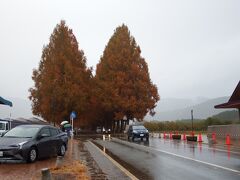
(29, 20, 93, 126)
(95, 24, 159, 125)
(29, 22, 159, 130)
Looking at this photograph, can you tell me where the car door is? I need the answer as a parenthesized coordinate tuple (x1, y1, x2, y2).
(49, 128, 60, 155)
(36, 127, 53, 158)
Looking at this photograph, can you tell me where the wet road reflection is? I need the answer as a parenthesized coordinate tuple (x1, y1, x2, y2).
(94, 136, 240, 180)
(123, 136, 240, 172)
(91, 139, 152, 180)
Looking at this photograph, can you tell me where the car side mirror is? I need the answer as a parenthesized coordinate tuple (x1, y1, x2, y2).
(38, 133, 49, 139)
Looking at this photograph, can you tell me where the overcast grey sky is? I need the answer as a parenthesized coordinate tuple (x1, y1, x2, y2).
(0, 0, 239, 102)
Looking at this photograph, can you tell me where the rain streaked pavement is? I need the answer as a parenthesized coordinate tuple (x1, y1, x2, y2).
(91, 136, 240, 180)
(0, 136, 239, 180)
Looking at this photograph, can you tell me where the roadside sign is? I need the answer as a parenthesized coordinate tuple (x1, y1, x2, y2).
(70, 111, 77, 119)
(70, 111, 77, 138)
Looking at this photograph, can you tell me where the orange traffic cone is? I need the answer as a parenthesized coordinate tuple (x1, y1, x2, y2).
(212, 132, 216, 143)
(163, 132, 166, 139)
(183, 133, 186, 140)
(198, 133, 203, 142)
(226, 134, 231, 145)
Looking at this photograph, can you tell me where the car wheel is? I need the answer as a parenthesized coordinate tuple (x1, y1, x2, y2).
(58, 144, 66, 156)
(27, 147, 37, 163)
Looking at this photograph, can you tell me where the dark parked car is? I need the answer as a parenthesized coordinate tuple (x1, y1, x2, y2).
(0, 124, 68, 163)
(127, 125, 149, 141)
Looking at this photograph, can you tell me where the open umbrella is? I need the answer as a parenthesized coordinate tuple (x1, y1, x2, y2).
(63, 123, 72, 128)
(60, 121, 69, 125)
(0, 96, 13, 107)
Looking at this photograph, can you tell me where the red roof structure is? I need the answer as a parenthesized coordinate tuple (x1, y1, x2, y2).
(215, 81, 240, 120)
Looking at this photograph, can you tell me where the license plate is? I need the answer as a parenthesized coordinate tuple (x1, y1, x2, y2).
(0, 151, 3, 157)
(140, 134, 144, 137)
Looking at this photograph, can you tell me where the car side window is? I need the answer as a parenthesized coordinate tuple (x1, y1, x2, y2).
(6, 123, 9, 130)
(39, 128, 51, 136)
(50, 128, 59, 136)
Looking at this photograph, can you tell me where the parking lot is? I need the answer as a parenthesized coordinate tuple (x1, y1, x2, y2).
(0, 139, 85, 180)
(0, 155, 56, 179)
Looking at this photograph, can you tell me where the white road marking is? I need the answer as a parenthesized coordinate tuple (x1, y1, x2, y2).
(149, 146, 240, 174)
(116, 139, 240, 174)
(88, 140, 139, 180)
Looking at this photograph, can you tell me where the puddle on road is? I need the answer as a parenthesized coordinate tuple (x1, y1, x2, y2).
(91, 140, 153, 180)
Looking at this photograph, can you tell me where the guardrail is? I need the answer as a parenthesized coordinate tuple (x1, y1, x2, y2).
(207, 124, 240, 140)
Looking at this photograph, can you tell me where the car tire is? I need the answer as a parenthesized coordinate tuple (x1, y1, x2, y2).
(27, 147, 37, 163)
(58, 144, 66, 156)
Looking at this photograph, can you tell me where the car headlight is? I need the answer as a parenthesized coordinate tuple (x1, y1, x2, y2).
(133, 130, 137, 134)
(18, 141, 27, 149)
(146, 130, 149, 133)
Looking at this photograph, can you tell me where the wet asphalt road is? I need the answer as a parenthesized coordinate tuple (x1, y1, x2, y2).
(0, 136, 239, 180)
(93, 137, 240, 180)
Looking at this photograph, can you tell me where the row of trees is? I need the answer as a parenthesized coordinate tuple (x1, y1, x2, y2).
(29, 20, 159, 132)
(144, 118, 239, 132)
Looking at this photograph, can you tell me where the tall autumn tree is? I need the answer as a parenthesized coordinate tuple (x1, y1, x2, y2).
(95, 24, 159, 131)
(29, 20, 92, 125)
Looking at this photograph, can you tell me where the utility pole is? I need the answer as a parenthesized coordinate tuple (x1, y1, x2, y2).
(191, 109, 193, 136)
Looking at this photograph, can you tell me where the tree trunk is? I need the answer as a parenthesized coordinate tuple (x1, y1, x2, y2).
(120, 120, 123, 133)
(112, 120, 114, 133)
(116, 120, 120, 133)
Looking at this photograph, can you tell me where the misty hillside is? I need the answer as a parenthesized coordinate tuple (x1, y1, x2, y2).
(0, 97, 33, 118)
(211, 110, 239, 121)
(153, 97, 209, 112)
(146, 96, 232, 121)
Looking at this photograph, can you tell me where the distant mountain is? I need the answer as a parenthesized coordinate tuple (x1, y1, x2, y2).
(153, 97, 209, 112)
(146, 96, 232, 121)
(0, 97, 33, 118)
(211, 110, 239, 121)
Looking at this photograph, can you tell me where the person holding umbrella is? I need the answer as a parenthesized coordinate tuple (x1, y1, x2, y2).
(60, 121, 68, 132)
(60, 121, 72, 137)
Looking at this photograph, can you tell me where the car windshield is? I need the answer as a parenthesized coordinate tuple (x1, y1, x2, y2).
(4, 126, 40, 138)
(132, 125, 146, 130)
(0, 122, 6, 130)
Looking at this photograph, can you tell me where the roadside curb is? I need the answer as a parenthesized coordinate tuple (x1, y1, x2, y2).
(87, 140, 138, 180)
